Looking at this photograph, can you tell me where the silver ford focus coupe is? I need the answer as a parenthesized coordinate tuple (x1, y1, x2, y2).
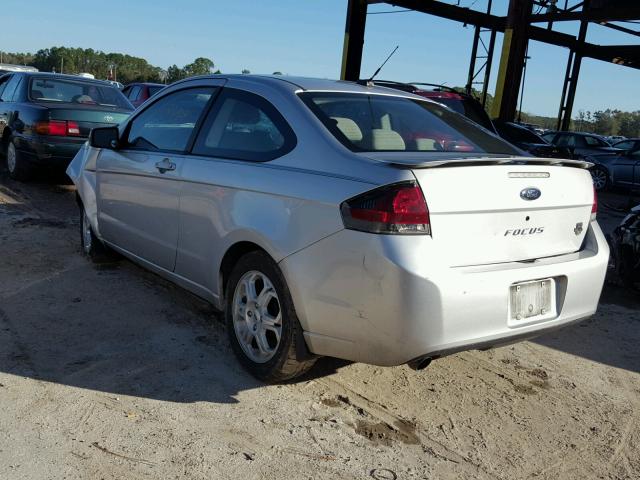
(67, 75, 608, 382)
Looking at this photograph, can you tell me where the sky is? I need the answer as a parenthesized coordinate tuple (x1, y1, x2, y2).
(2, 0, 638, 117)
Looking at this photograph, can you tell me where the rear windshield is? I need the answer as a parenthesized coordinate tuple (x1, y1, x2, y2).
(29, 77, 131, 109)
(148, 85, 164, 97)
(495, 123, 546, 144)
(300, 92, 519, 155)
(420, 94, 495, 132)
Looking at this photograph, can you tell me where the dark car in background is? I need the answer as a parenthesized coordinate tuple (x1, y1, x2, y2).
(543, 131, 621, 159)
(0, 72, 133, 180)
(613, 138, 640, 152)
(493, 121, 570, 158)
(122, 82, 165, 108)
(586, 148, 640, 191)
(369, 80, 497, 133)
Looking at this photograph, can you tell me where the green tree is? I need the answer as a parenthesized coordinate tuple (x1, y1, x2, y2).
(241, 69, 251, 74)
(183, 57, 215, 77)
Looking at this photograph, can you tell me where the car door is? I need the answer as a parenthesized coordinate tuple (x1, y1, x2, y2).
(174, 87, 297, 295)
(96, 84, 220, 271)
(608, 149, 638, 186)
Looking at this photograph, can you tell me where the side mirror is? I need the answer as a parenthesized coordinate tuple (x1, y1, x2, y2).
(90, 126, 120, 149)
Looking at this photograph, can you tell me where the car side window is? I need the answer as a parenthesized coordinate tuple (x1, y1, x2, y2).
(555, 134, 574, 147)
(192, 88, 296, 162)
(573, 136, 586, 147)
(0, 75, 10, 98)
(126, 87, 216, 152)
(615, 141, 632, 150)
(0, 75, 20, 102)
(128, 86, 142, 101)
(584, 136, 604, 147)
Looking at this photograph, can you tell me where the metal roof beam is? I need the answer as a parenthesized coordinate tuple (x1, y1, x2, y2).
(529, 6, 640, 23)
(380, 0, 506, 30)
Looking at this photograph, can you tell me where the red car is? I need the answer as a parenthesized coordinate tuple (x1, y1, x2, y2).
(121, 82, 165, 108)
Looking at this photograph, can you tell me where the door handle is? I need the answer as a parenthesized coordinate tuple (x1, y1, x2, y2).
(155, 158, 176, 173)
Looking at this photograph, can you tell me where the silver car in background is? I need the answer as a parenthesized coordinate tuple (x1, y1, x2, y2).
(68, 75, 608, 382)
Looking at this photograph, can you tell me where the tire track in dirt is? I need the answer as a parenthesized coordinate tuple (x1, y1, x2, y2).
(316, 377, 504, 480)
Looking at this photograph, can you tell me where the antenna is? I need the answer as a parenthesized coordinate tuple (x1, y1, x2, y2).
(366, 45, 399, 85)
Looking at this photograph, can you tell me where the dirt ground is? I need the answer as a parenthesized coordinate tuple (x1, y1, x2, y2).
(0, 169, 639, 480)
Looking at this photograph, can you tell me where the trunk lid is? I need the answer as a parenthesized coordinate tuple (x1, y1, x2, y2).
(40, 103, 132, 137)
(362, 154, 594, 266)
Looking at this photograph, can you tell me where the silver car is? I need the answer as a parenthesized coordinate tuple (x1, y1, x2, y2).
(68, 75, 608, 382)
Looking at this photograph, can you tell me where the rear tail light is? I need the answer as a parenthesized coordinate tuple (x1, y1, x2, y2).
(340, 182, 431, 235)
(591, 185, 597, 221)
(34, 120, 81, 137)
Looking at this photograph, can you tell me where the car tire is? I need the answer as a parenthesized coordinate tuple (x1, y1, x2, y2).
(590, 166, 609, 191)
(6, 138, 32, 181)
(225, 251, 316, 382)
(80, 203, 113, 262)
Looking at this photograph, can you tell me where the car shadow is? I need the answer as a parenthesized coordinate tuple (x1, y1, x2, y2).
(0, 257, 348, 405)
(532, 282, 640, 375)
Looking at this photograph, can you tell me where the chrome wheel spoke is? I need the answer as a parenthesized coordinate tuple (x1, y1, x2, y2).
(257, 288, 276, 311)
(261, 311, 280, 328)
(254, 330, 272, 356)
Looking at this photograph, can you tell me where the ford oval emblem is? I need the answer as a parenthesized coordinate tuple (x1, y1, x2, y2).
(520, 187, 541, 201)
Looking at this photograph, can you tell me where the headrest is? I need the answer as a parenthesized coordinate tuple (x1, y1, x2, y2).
(371, 129, 405, 150)
(331, 117, 363, 142)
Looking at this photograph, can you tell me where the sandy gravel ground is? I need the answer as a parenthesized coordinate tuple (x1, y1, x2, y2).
(0, 172, 638, 480)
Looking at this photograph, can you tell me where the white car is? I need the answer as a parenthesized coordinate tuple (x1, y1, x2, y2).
(68, 75, 609, 381)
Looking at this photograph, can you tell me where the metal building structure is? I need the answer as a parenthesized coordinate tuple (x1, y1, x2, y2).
(340, 0, 640, 130)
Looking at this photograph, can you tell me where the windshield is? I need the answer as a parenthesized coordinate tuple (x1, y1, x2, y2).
(30, 77, 132, 109)
(300, 92, 518, 155)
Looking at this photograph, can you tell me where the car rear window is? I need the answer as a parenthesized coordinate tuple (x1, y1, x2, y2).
(300, 92, 519, 155)
(30, 77, 131, 109)
(419, 93, 495, 132)
(495, 123, 546, 144)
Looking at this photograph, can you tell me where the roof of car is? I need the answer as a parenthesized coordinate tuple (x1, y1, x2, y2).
(125, 82, 165, 87)
(175, 74, 426, 98)
(11, 71, 119, 86)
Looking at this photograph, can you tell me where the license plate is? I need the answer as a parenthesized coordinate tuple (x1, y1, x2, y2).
(509, 278, 555, 322)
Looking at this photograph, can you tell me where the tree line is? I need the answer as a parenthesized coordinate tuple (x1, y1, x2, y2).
(520, 110, 640, 137)
(0, 46, 283, 85)
(0, 47, 223, 84)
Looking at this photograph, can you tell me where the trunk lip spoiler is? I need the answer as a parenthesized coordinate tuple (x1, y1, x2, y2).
(362, 155, 593, 170)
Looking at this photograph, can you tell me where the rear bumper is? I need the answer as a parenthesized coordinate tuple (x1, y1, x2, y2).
(279, 221, 609, 366)
(14, 135, 86, 169)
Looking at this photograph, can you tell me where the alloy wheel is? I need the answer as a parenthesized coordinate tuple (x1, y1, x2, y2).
(591, 169, 607, 190)
(82, 210, 93, 254)
(6, 143, 16, 174)
(232, 270, 283, 363)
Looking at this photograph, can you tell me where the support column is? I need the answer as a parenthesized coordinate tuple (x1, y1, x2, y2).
(340, 0, 368, 81)
(491, 0, 532, 121)
(558, 6, 589, 131)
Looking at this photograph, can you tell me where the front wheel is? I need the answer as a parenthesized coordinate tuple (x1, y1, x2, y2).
(590, 167, 609, 191)
(80, 204, 112, 261)
(225, 251, 316, 382)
